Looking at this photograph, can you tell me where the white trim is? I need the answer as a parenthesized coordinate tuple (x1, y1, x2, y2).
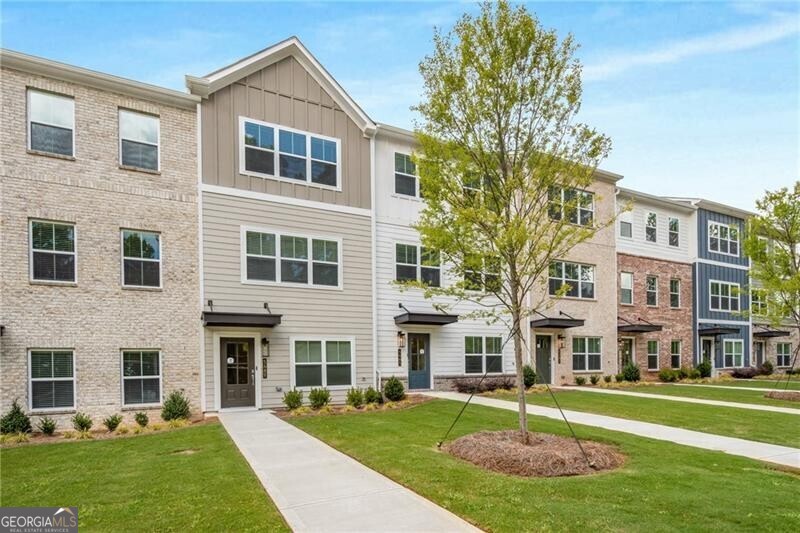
(240, 225, 343, 290)
(28, 348, 76, 412)
(26, 88, 75, 157)
(571, 336, 603, 372)
(549, 260, 596, 300)
(707, 220, 740, 258)
(533, 333, 555, 384)
(393, 152, 419, 198)
(646, 339, 659, 371)
(645, 211, 658, 243)
(118, 108, 161, 172)
(697, 318, 748, 326)
(668, 216, 680, 247)
(463, 335, 504, 376)
(238, 116, 342, 192)
(619, 336, 636, 368)
(201, 183, 372, 218)
(646, 275, 659, 307)
(120, 349, 163, 408)
(700, 336, 716, 369)
(619, 271, 634, 305)
(120, 229, 163, 289)
(29, 219, 77, 284)
(370, 134, 378, 388)
(721, 338, 745, 368)
(696, 258, 749, 271)
(393, 240, 441, 288)
(709, 279, 740, 313)
(211, 331, 262, 411)
(669, 278, 681, 308)
(670, 339, 682, 369)
(776, 342, 792, 368)
(289, 335, 357, 391)
(197, 102, 206, 412)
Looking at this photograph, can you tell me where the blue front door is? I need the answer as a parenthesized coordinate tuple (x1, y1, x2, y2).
(408, 333, 430, 390)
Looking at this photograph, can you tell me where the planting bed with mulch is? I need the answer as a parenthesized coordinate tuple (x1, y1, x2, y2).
(443, 429, 624, 477)
(274, 394, 432, 419)
(765, 390, 800, 402)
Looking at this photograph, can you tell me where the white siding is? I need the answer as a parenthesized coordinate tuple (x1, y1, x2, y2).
(617, 193, 694, 263)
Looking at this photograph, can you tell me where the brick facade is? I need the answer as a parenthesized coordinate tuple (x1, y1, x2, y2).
(617, 253, 694, 378)
(0, 66, 200, 428)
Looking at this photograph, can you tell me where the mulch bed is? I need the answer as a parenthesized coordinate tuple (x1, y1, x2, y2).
(274, 394, 432, 419)
(444, 430, 625, 477)
(765, 390, 800, 402)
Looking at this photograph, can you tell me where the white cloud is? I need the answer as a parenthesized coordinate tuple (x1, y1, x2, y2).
(584, 14, 799, 81)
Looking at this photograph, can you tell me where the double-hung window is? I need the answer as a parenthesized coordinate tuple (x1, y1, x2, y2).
(122, 230, 161, 288)
(572, 337, 601, 372)
(776, 343, 791, 367)
(670, 340, 681, 369)
(28, 89, 74, 157)
(708, 222, 739, 256)
(29, 350, 74, 410)
(245, 231, 277, 282)
(465, 336, 503, 374)
(620, 272, 633, 305)
(548, 187, 594, 226)
(647, 340, 659, 370)
(293, 339, 353, 388)
(394, 153, 418, 197)
(646, 276, 658, 306)
(668, 217, 679, 247)
(723, 339, 744, 368)
(30, 220, 76, 282)
(710, 281, 739, 312)
(645, 212, 657, 242)
(669, 279, 681, 308)
(241, 118, 340, 188)
(395, 244, 440, 287)
(119, 109, 159, 170)
(243, 229, 340, 288)
(549, 261, 594, 299)
(122, 350, 161, 406)
(751, 289, 768, 317)
(465, 255, 501, 292)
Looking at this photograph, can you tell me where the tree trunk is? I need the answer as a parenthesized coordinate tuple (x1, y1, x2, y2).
(512, 308, 529, 444)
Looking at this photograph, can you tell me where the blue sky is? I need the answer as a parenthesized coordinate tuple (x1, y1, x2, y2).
(2, 1, 797, 210)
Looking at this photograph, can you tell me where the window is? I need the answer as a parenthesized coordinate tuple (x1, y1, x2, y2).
(671, 340, 681, 369)
(122, 230, 161, 288)
(464, 255, 501, 292)
(30, 220, 75, 282)
(122, 351, 161, 405)
(777, 343, 791, 367)
(620, 221, 632, 238)
(240, 118, 339, 188)
(751, 289, 768, 317)
(549, 261, 594, 299)
(28, 89, 74, 156)
(668, 217, 679, 247)
(708, 222, 739, 256)
(242, 229, 340, 288)
(395, 244, 440, 287)
(620, 272, 633, 305)
(394, 153, 418, 197)
(646, 276, 658, 306)
(645, 212, 657, 242)
(710, 281, 740, 312)
(29, 350, 74, 410)
(548, 187, 594, 226)
(465, 336, 503, 374)
(572, 337, 602, 372)
(723, 339, 744, 368)
(293, 339, 353, 388)
(647, 341, 659, 370)
(119, 109, 159, 170)
(669, 279, 681, 308)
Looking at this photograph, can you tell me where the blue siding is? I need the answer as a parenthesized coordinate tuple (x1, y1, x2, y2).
(697, 208, 748, 266)
(697, 323, 751, 368)
(696, 262, 749, 322)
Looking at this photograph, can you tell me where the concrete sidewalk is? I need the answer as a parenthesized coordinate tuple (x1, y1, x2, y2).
(555, 385, 800, 415)
(220, 410, 480, 533)
(675, 383, 800, 393)
(426, 392, 800, 469)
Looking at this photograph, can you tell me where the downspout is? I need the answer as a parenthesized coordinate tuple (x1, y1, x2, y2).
(196, 101, 207, 414)
(370, 133, 378, 388)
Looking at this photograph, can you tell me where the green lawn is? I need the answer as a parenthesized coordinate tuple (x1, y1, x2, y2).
(711, 379, 800, 391)
(291, 400, 800, 532)
(488, 389, 800, 447)
(613, 383, 800, 408)
(0, 422, 289, 532)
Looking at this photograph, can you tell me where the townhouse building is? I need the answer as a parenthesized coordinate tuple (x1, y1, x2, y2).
(0, 50, 201, 425)
(615, 188, 696, 376)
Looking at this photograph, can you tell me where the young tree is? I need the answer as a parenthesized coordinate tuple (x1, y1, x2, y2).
(744, 182, 800, 382)
(409, 1, 613, 441)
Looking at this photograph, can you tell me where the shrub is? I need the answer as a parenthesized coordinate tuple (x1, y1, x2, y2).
(603, 375, 612, 383)
(523, 365, 537, 388)
(697, 360, 712, 378)
(37, 416, 56, 436)
(486, 376, 515, 390)
(678, 366, 691, 380)
(1, 400, 32, 434)
(615, 373, 625, 383)
(364, 386, 382, 404)
(589, 374, 600, 385)
(103, 414, 123, 432)
(688, 368, 702, 379)
(116, 424, 129, 434)
(346, 388, 364, 408)
(574, 376, 586, 386)
(658, 369, 679, 383)
(308, 388, 331, 409)
(622, 362, 641, 382)
(161, 390, 191, 421)
(134, 412, 149, 428)
(283, 389, 303, 410)
(71, 412, 92, 432)
(731, 367, 758, 379)
(758, 360, 774, 376)
(383, 377, 406, 401)
(168, 419, 188, 429)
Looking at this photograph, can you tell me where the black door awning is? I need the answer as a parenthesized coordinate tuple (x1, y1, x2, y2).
(394, 312, 459, 326)
(531, 317, 585, 329)
(618, 324, 663, 333)
(202, 312, 282, 328)
(753, 326, 791, 338)
(698, 326, 740, 336)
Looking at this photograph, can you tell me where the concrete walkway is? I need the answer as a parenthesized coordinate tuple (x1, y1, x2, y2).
(426, 392, 800, 468)
(555, 385, 800, 415)
(675, 383, 799, 393)
(220, 410, 480, 533)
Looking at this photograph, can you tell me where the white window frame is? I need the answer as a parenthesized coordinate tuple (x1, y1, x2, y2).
(238, 116, 342, 191)
(289, 336, 356, 391)
(619, 220, 633, 239)
(120, 349, 163, 408)
(28, 349, 76, 412)
(669, 278, 681, 308)
(240, 226, 343, 290)
(708, 221, 740, 257)
(776, 343, 791, 368)
(27, 88, 75, 157)
(646, 275, 658, 307)
(645, 212, 657, 243)
(572, 337, 602, 372)
(750, 288, 768, 317)
(670, 340, 681, 369)
(620, 272, 633, 305)
(394, 241, 441, 287)
(647, 340, 659, 371)
(393, 152, 420, 198)
(29, 219, 77, 284)
(464, 336, 504, 375)
(723, 339, 744, 368)
(118, 109, 160, 171)
(549, 187, 594, 227)
(121, 229, 162, 289)
(709, 280, 740, 312)
(668, 217, 680, 247)
(549, 261, 595, 300)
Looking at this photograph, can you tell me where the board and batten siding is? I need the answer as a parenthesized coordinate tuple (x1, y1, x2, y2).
(200, 55, 371, 209)
(201, 191, 373, 408)
(697, 208, 748, 266)
(695, 262, 750, 322)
